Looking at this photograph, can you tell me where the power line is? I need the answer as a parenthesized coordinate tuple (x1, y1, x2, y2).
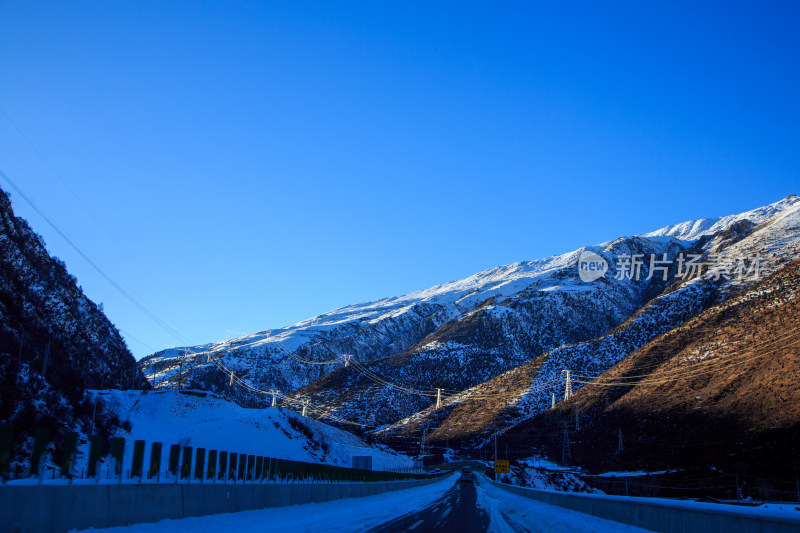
(572, 332, 800, 389)
(0, 168, 192, 345)
(573, 327, 800, 383)
(0, 106, 213, 333)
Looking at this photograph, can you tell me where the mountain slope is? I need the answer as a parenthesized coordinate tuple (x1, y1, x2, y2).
(140, 196, 800, 433)
(0, 187, 147, 476)
(376, 199, 800, 445)
(506, 254, 800, 482)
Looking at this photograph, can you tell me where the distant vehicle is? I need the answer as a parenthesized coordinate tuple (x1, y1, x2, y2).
(460, 466, 472, 482)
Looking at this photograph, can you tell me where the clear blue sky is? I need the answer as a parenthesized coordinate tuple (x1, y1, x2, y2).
(1, 1, 798, 358)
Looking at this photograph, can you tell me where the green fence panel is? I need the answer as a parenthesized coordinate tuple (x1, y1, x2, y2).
(237, 454, 246, 481)
(194, 448, 205, 482)
(181, 446, 192, 480)
(168, 444, 180, 477)
(87, 435, 102, 478)
(246, 455, 255, 481)
(267, 457, 274, 480)
(228, 453, 237, 481)
(29, 427, 50, 478)
(218, 451, 228, 481)
(60, 431, 79, 478)
(207, 450, 217, 481)
(131, 440, 145, 479)
(0, 423, 13, 480)
(111, 437, 125, 479)
(255, 456, 263, 481)
(149, 442, 162, 479)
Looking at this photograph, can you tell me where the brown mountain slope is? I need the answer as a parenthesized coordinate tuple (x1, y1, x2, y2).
(507, 257, 800, 481)
(378, 354, 547, 445)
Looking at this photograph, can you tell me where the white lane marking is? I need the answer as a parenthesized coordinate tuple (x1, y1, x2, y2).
(408, 519, 424, 530)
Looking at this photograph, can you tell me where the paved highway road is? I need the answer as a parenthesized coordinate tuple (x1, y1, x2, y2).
(368, 473, 651, 533)
(369, 477, 489, 532)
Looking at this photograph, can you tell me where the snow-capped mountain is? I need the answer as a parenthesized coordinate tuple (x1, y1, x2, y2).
(378, 196, 800, 444)
(0, 187, 148, 476)
(140, 196, 800, 437)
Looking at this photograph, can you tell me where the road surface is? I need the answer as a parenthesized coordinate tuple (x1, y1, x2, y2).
(368, 473, 653, 533)
(369, 477, 488, 532)
(87, 473, 650, 532)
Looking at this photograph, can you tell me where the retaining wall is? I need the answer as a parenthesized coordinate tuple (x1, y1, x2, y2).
(0, 476, 445, 533)
(489, 478, 800, 533)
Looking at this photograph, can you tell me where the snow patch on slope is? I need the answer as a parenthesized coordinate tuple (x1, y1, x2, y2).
(94, 390, 412, 470)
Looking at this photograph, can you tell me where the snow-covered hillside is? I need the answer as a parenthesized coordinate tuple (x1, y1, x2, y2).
(93, 390, 412, 470)
(139, 196, 800, 433)
(0, 187, 146, 478)
(379, 200, 800, 446)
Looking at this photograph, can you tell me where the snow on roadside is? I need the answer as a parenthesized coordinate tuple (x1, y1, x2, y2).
(475, 477, 648, 533)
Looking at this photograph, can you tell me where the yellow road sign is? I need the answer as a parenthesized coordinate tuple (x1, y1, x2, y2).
(494, 460, 510, 474)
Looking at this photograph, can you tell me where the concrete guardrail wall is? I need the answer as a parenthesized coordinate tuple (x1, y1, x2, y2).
(489, 478, 800, 533)
(0, 476, 445, 533)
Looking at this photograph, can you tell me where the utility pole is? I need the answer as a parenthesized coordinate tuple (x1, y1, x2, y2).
(575, 406, 580, 430)
(436, 388, 442, 409)
(229, 371, 235, 387)
(562, 370, 573, 400)
(494, 432, 498, 461)
(551, 393, 556, 409)
(179, 348, 188, 391)
(42, 338, 50, 378)
(89, 396, 98, 435)
(301, 399, 310, 417)
(16, 330, 24, 385)
(269, 390, 279, 407)
(17, 330, 24, 366)
(343, 354, 352, 367)
(617, 428, 624, 453)
(562, 422, 570, 464)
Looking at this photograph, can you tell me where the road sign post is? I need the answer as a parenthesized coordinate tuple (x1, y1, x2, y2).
(494, 460, 510, 474)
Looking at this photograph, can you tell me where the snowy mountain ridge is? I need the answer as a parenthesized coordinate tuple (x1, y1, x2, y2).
(640, 194, 800, 241)
(140, 195, 800, 434)
(158, 195, 800, 357)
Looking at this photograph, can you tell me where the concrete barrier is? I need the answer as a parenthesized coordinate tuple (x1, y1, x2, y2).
(0, 476, 445, 533)
(488, 478, 800, 533)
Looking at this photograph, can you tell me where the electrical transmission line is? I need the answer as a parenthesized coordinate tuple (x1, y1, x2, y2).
(0, 168, 192, 345)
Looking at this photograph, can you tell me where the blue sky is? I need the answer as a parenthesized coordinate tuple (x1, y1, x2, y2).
(1, 1, 798, 358)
